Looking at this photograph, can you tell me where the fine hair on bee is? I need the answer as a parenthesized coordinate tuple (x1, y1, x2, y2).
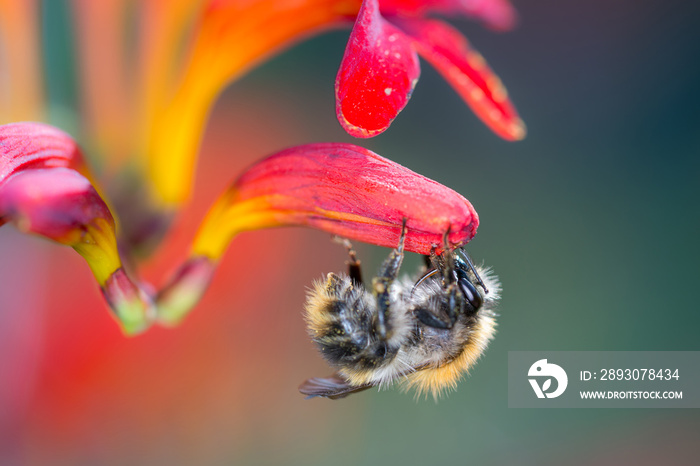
(300, 221, 500, 400)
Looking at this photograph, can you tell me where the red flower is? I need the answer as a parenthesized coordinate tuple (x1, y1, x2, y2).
(0, 123, 154, 333)
(161, 142, 479, 324)
(336, 0, 525, 139)
(0, 1, 521, 332)
(1, 124, 479, 330)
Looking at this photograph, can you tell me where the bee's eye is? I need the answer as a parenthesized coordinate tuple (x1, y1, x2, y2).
(458, 278, 483, 313)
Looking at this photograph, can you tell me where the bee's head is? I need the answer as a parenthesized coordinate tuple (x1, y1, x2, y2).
(452, 254, 484, 313)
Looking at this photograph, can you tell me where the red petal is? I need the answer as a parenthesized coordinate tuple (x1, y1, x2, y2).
(336, 0, 420, 137)
(0, 122, 86, 184)
(0, 123, 99, 239)
(432, 0, 518, 31)
(380, 0, 518, 32)
(394, 17, 525, 140)
(193, 143, 478, 259)
(161, 142, 478, 325)
(0, 168, 113, 244)
(0, 122, 153, 334)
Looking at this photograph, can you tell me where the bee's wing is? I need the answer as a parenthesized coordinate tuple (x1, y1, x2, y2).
(299, 372, 374, 399)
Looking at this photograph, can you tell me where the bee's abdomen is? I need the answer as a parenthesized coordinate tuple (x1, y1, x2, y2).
(307, 277, 397, 371)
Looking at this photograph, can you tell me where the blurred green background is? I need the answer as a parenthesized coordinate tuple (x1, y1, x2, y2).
(2, 0, 699, 464)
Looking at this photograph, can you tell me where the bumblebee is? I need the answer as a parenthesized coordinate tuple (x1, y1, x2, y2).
(300, 224, 500, 400)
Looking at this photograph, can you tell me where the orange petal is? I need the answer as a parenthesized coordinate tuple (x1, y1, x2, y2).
(72, 0, 134, 168)
(0, 0, 43, 122)
(136, 0, 207, 161)
(147, 0, 361, 205)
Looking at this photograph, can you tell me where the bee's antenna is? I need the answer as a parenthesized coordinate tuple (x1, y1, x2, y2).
(459, 248, 488, 294)
(411, 269, 439, 297)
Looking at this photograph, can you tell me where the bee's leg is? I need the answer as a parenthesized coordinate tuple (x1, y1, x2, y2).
(439, 227, 455, 280)
(438, 227, 461, 327)
(415, 307, 453, 329)
(444, 230, 463, 327)
(415, 298, 459, 329)
(346, 244, 363, 288)
(427, 244, 440, 271)
(371, 219, 407, 338)
(334, 237, 363, 286)
(422, 254, 432, 271)
(414, 229, 464, 329)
